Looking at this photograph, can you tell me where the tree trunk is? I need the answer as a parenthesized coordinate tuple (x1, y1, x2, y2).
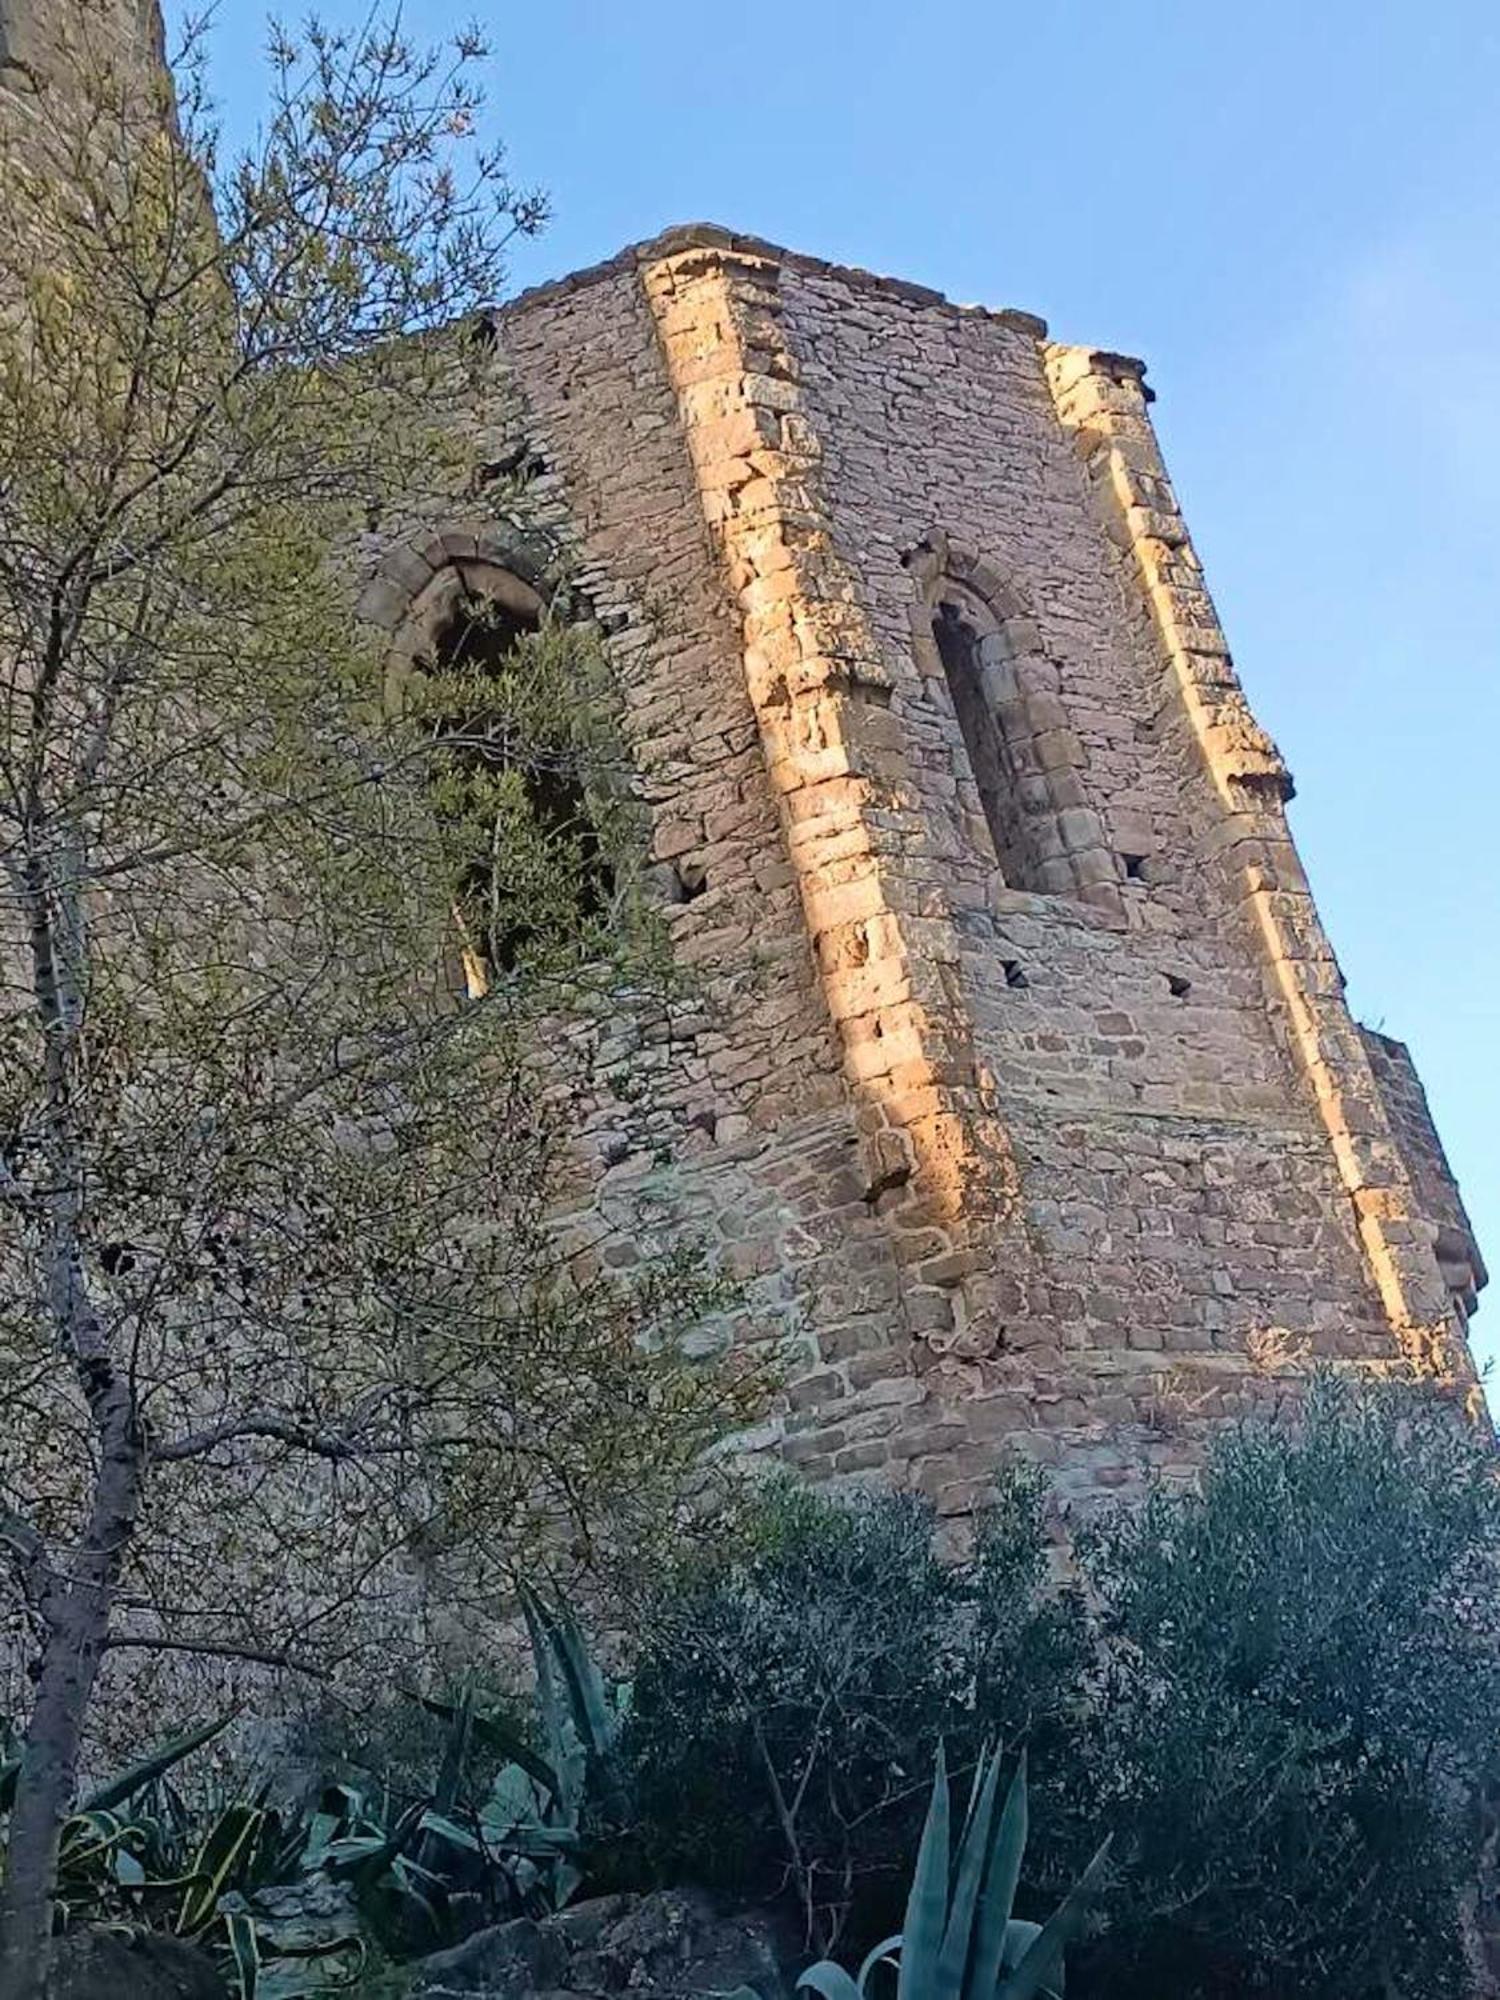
(0, 1639, 101, 2000)
(0, 844, 143, 2000)
(0, 1387, 144, 2000)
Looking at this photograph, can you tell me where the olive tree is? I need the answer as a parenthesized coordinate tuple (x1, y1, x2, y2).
(0, 18, 749, 1993)
(1073, 1377, 1500, 2000)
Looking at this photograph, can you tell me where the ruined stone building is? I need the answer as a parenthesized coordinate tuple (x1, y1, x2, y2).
(372, 224, 1484, 1514)
(6, 0, 1488, 1516)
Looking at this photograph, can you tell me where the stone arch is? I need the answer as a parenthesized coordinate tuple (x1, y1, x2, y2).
(904, 532, 1118, 909)
(356, 518, 572, 676)
(356, 521, 603, 996)
(390, 558, 545, 696)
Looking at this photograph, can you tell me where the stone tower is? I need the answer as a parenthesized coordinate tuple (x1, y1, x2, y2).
(352, 225, 1486, 1510)
(7, 0, 1483, 1507)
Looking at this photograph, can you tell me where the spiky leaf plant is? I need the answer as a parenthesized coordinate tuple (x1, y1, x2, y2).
(797, 1746, 1110, 2000)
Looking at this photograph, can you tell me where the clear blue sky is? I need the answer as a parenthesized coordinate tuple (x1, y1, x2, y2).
(171, 1, 1500, 1371)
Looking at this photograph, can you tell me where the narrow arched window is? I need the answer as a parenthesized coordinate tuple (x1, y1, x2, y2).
(932, 595, 1042, 892)
(419, 588, 614, 997)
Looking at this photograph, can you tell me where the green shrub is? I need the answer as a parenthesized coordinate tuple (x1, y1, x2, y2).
(1071, 1376, 1500, 2000)
(614, 1476, 1087, 1956)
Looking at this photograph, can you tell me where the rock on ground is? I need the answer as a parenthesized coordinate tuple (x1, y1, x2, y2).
(412, 1888, 798, 2000)
(45, 1927, 228, 1999)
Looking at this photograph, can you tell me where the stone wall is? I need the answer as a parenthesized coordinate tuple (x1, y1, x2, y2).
(9, 0, 1479, 1517)
(352, 246, 923, 1468)
(1362, 1026, 1486, 1322)
(0, 0, 164, 110)
(345, 224, 1486, 1516)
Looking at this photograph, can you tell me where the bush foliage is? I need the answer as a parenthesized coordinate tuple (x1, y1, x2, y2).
(612, 1381, 1500, 1999)
(1070, 1375, 1500, 1999)
(615, 1475, 1086, 1956)
(9, 1379, 1493, 2000)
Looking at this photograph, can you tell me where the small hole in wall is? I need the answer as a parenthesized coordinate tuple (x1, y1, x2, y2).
(862, 1160, 912, 1206)
(1121, 853, 1148, 882)
(1166, 972, 1191, 998)
(674, 860, 709, 903)
(1003, 961, 1029, 989)
(474, 443, 549, 488)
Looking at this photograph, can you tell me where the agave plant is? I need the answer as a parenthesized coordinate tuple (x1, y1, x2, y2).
(797, 1745, 1110, 2000)
(238, 1585, 624, 1964)
(3, 1587, 623, 1996)
(405, 1579, 627, 1918)
(15, 1712, 362, 1998)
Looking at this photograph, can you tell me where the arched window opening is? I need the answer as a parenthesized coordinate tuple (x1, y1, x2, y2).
(932, 595, 1041, 892)
(906, 534, 1116, 910)
(421, 590, 614, 998)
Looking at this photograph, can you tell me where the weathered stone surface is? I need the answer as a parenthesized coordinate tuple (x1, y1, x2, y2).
(220, 1873, 363, 1959)
(412, 1890, 797, 2000)
(414, 1915, 570, 1997)
(5, 0, 1484, 1510)
(566, 1888, 795, 2000)
(428, 223, 1480, 1512)
(44, 1928, 227, 2000)
(1, 0, 164, 101)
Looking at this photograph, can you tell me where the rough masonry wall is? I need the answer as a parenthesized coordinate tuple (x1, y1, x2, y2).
(349, 260, 945, 1491)
(736, 252, 1424, 1502)
(1362, 1027, 1486, 1320)
(635, 232, 1480, 1507)
(360, 226, 1481, 1517)
(1048, 345, 1467, 1378)
(492, 259, 928, 1461)
(0, 0, 164, 112)
(12, 0, 1471, 1511)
